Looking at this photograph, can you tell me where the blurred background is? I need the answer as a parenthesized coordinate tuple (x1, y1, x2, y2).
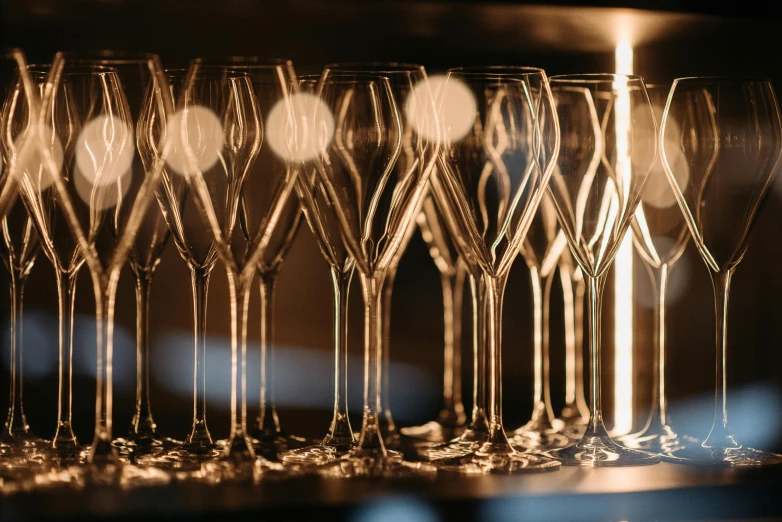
(0, 0, 781, 454)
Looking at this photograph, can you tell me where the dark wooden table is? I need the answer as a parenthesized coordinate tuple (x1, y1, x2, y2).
(2, 463, 781, 521)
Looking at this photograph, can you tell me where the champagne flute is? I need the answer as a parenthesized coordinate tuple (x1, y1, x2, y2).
(546, 75, 659, 466)
(400, 196, 468, 443)
(280, 76, 358, 465)
(618, 84, 693, 453)
(191, 58, 305, 460)
(321, 63, 433, 450)
(424, 66, 562, 474)
(510, 194, 570, 451)
(38, 54, 174, 481)
(62, 51, 177, 457)
(661, 77, 782, 467)
(310, 72, 436, 477)
(136, 69, 224, 470)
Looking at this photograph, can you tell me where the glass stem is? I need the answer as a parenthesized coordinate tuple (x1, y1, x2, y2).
(482, 272, 511, 449)
(466, 273, 488, 434)
(88, 271, 121, 463)
(703, 269, 739, 449)
(53, 268, 79, 448)
(4, 269, 29, 439)
(379, 263, 397, 439)
(527, 267, 556, 428)
(225, 269, 254, 460)
(561, 265, 577, 407)
(323, 266, 354, 447)
(583, 272, 611, 441)
(355, 272, 386, 456)
(437, 264, 467, 427)
(186, 265, 212, 447)
(256, 271, 281, 437)
(131, 267, 156, 438)
(574, 274, 588, 418)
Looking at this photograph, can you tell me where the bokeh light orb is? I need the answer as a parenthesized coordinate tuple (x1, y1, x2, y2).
(15, 123, 64, 192)
(165, 105, 223, 175)
(266, 92, 334, 162)
(406, 74, 476, 144)
(75, 115, 135, 187)
(74, 163, 130, 211)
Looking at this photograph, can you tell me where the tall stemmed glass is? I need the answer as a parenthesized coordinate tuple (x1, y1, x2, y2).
(322, 63, 432, 449)
(280, 76, 357, 465)
(135, 69, 224, 470)
(424, 66, 562, 474)
(400, 196, 468, 443)
(545, 75, 659, 466)
(38, 55, 174, 479)
(661, 78, 782, 467)
(175, 63, 302, 478)
(63, 52, 176, 456)
(190, 58, 305, 460)
(618, 84, 692, 453)
(555, 249, 589, 436)
(510, 194, 569, 451)
(14, 67, 85, 463)
(0, 178, 41, 456)
(310, 72, 436, 477)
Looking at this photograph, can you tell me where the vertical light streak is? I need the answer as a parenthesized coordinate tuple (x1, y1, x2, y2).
(613, 42, 634, 436)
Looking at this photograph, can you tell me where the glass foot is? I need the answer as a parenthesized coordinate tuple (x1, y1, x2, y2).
(279, 441, 355, 465)
(136, 442, 223, 471)
(250, 432, 310, 461)
(510, 431, 571, 451)
(663, 444, 782, 467)
(400, 421, 466, 443)
(430, 441, 561, 475)
(113, 434, 181, 459)
(316, 454, 437, 478)
(548, 436, 660, 467)
(617, 425, 691, 454)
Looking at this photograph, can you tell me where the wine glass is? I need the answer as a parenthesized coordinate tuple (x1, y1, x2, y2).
(400, 195, 468, 443)
(174, 62, 304, 479)
(660, 77, 782, 467)
(320, 63, 432, 450)
(555, 249, 589, 437)
(308, 72, 436, 477)
(545, 75, 659, 466)
(510, 194, 570, 451)
(61, 51, 177, 457)
(191, 57, 306, 460)
(422, 66, 562, 474)
(280, 76, 357, 465)
(618, 84, 693, 453)
(37, 54, 174, 482)
(135, 69, 225, 471)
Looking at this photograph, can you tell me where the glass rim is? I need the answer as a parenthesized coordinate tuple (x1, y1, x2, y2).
(550, 73, 644, 84)
(60, 49, 158, 65)
(448, 65, 545, 75)
(672, 76, 772, 84)
(191, 56, 293, 68)
(324, 62, 424, 74)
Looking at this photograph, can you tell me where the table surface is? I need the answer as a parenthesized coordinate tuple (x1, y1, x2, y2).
(2, 462, 781, 521)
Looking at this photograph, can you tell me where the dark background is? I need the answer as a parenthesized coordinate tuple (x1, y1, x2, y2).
(1, 0, 781, 454)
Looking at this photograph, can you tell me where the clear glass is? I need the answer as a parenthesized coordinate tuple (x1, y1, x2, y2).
(424, 66, 562, 474)
(281, 78, 357, 465)
(619, 84, 692, 454)
(174, 62, 301, 480)
(510, 195, 569, 451)
(136, 69, 223, 471)
(310, 72, 436, 477)
(660, 77, 782, 467)
(546, 74, 659, 466)
(37, 54, 174, 483)
(401, 196, 468, 443)
(555, 249, 589, 438)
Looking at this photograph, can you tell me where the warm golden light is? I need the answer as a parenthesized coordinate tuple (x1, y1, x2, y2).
(165, 106, 223, 176)
(407, 74, 476, 143)
(613, 41, 634, 436)
(266, 92, 334, 162)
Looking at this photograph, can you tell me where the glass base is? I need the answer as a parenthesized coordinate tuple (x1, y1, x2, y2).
(548, 436, 660, 467)
(400, 421, 466, 443)
(316, 454, 437, 478)
(663, 444, 782, 467)
(431, 441, 561, 475)
(617, 424, 691, 454)
(250, 433, 310, 461)
(279, 441, 356, 465)
(136, 442, 223, 471)
(510, 431, 571, 451)
(113, 435, 181, 459)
